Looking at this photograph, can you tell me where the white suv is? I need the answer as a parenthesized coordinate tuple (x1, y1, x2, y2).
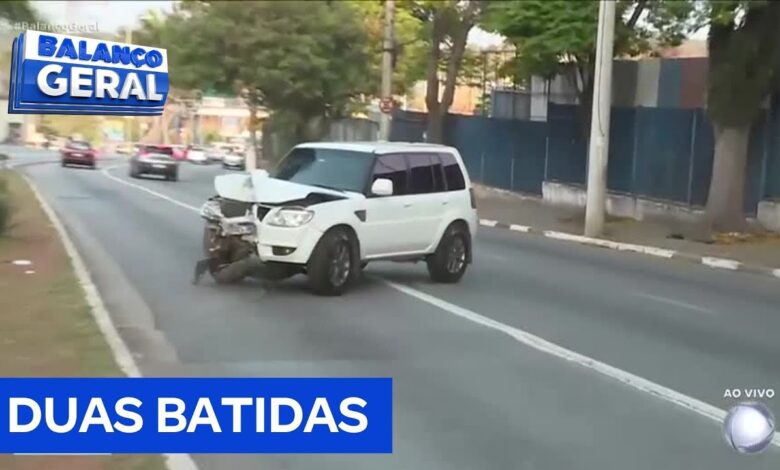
(197, 142, 478, 295)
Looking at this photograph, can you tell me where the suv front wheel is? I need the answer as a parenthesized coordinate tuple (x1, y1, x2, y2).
(307, 228, 358, 296)
(427, 224, 470, 283)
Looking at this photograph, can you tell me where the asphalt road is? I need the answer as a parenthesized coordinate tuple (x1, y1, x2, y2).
(9, 147, 780, 469)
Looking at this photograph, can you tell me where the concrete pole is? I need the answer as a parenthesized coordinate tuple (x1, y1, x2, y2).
(124, 28, 134, 143)
(378, 0, 395, 141)
(584, 0, 616, 237)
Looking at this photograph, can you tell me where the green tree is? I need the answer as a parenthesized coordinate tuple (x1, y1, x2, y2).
(0, 1, 38, 23)
(481, 0, 697, 132)
(403, 0, 485, 143)
(703, 0, 780, 231)
(143, 1, 371, 157)
(349, 0, 427, 98)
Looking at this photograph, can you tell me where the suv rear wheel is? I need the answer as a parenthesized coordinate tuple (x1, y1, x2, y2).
(308, 228, 357, 296)
(427, 223, 470, 283)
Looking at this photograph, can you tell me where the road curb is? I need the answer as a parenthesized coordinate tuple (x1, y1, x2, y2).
(479, 218, 780, 280)
(22, 174, 199, 470)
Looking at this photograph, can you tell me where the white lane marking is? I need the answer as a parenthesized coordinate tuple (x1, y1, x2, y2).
(95, 163, 780, 446)
(382, 279, 780, 447)
(542, 230, 676, 258)
(479, 219, 498, 227)
(701, 257, 740, 270)
(101, 165, 200, 212)
(774, 269, 780, 279)
(509, 224, 530, 232)
(24, 174, 199, 470)
(634, 292, 714, 315)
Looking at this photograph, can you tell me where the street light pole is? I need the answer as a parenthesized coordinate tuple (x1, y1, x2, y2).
(584, 0, 616, 237)
(379, 0, 395, 141)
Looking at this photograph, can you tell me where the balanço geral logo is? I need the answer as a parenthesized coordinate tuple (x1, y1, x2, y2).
(8, 30, 169, 116)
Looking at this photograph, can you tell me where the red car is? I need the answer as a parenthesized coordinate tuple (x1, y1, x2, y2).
(60, 140, 97, 169)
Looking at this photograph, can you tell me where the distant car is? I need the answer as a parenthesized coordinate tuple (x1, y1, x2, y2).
(116, 142, 134, 155)
(61, 140, 97, 169)
(129, 145, 179, 181)
(222, 152, 245, 170)
(172, 145, 187, 160)
(206, 145, 230, 162)
(186, 145, 209, 164)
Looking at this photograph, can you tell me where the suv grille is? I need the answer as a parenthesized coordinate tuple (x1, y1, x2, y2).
(219, 199, 251, 217)
(256, 206, 271, 221)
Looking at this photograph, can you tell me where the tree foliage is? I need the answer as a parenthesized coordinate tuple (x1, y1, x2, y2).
(480, 0, 698, 106)
(0, 1, 38, 24)
(135, 0, 371, 150)
(349, 0, 427, 97)
(401, 0, 485, 143)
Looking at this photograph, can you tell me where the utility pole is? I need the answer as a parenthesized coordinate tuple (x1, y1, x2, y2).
(379, 0, 395, 141)
(584, 0, 616, 238)
(124, 27, 134, 144)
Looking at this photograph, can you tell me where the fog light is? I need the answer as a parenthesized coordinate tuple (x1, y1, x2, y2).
(272, 246, 296, 256)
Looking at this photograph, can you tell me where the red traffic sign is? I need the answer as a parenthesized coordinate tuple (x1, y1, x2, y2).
(379, 98, 394, 114)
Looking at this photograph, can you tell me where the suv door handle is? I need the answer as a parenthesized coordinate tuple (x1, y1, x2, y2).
(403, 202, 413, 208)
(442, 201, 449, 205)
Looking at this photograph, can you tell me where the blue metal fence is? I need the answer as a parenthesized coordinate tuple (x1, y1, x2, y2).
(391, 99, 780, 214)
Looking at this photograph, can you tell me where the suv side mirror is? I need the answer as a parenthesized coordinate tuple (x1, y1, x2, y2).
(371, 178, 393, 196)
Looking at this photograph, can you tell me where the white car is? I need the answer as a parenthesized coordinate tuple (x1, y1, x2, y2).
(222, 152, 245, 170)
(206, 145, 230, 162)
(196, 142, 478, 295)
(187, 145, 208, 164)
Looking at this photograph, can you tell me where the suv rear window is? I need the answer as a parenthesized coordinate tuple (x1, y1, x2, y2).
(67, 141, 91, 150)
(144, 146, 173, 155)
(440, 152, 465, 191)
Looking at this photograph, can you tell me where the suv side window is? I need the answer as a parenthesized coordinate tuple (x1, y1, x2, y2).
(372, 154, 408, 195)
(406, 153, 446, 194)
(439, 152, 466, 191)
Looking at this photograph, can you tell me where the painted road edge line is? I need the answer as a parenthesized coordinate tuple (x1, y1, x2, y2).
(382, 279, 780, 448)
(23, 174, 199, 470)
(701, 256, 740, 270)
(479, 217, 780, 279)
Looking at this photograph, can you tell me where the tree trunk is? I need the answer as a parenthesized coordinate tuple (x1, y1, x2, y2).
(424, 16, 443, 143)
(704, 124, 751, 232)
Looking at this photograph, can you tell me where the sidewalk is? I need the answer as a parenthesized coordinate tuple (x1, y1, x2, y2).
(473, 184, 780, 273)
(0, 171, 167, 470)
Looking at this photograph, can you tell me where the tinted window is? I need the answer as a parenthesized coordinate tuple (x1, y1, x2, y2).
(145, 145, 173, 155)
(407, 153, 435, 194)
(273, 147, 374, 193)
(440, 152, 465, 191)
(67, 141, 90, 150)
(372, 154, 408, 195)
(430, 154, 446, 192)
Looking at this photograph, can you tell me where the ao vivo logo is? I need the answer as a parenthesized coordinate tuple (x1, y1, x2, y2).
(8, 30, 169, 115)
(723, 388, 775, 399)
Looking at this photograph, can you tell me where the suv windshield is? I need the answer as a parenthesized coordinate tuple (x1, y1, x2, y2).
(273, 148, 374, 193)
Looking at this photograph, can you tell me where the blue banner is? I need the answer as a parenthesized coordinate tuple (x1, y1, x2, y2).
(0, 378, 393, 454)
(8, 30, 169, 116)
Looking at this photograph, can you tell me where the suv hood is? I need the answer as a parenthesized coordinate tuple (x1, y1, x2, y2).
(214, 170, 358, 204)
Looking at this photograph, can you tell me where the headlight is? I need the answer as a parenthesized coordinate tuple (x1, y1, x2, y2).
(267, 207, 314, 227)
